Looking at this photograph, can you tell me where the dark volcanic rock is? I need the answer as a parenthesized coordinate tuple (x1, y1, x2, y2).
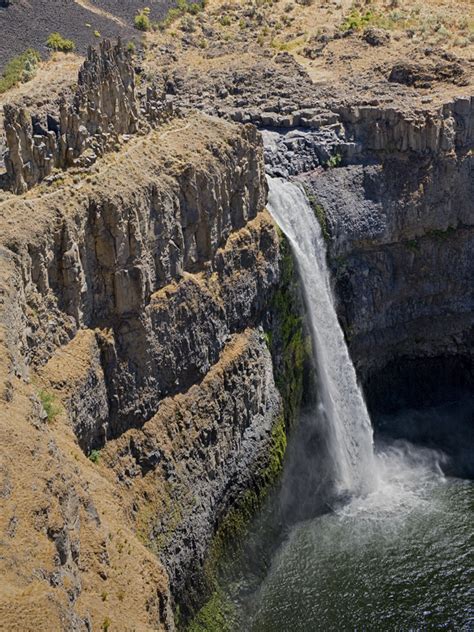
(363, 27, 390, 46)
(3, 39, 172, 193)
(304, 151, 474, 410)
(0, 0, 174, 71)
(389, 59, 466, 87)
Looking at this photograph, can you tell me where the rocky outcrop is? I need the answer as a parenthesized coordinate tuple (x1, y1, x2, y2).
(2, 39, 171, 193)
(2, 116, 269, 450)
(104, 328, 283, 617)
(388, 56, 467, 88)
(336, 95, 473, 155)
(0, 109, 297, 630)
(302, 106, 473, 412)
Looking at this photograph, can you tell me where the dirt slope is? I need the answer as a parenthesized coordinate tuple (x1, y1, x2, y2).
(0, 0, 175, 70)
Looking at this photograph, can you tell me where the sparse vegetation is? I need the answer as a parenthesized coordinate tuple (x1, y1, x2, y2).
(325, 153, 342, 168)
(0, 48, 40, 94)
(187, 589, 233, 632)
(181, 15, 196, 32)
(158, 0, 207, 30)
(46, 32, 75, 52)
(306, 190, 330, 242)
(88, 449, 101, 464)
(340, 9, 377, 32)
(406, 239, 420, 251)
(134, 7, 151, 31)
(37, 389, 61, 423)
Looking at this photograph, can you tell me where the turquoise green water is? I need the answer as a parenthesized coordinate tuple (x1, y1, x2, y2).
(236, 442, 474, 631)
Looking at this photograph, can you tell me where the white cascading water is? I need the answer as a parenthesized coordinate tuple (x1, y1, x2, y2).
(267, 176, 376, 497)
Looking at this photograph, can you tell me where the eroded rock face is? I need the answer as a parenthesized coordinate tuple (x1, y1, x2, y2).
(254, 85, 473, 414)
(302, 126, 473, 411)
(337, 96, 473, 154)
(106, 328, 282, 617)
(0, 113, 291, 629)
(2, 39, 171, 193)
(2, 119, 270, 450)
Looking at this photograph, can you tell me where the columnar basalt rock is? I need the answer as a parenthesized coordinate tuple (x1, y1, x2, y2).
(0, 113, 294, 630)
(2, 39, 172, 193)
(336, 96, 474, 155)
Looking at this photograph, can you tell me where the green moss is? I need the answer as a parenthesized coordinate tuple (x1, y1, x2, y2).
(269, 235, 308, 428)
(427, 227, 456, 240)
(181, 235, 305, 631)
(186, 590, 232, 632)
(406, 239, 420, 252)
(332, 255, 348, 280)
(304, 189, 329, 243)
(185, 416, 287, 631)
(207, 415, 286, 574)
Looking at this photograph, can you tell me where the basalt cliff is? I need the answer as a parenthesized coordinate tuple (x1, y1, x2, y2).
(0, 41, 304, 631)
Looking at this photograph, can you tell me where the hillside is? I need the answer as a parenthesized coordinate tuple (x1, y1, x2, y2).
(0, 0, 174, 70)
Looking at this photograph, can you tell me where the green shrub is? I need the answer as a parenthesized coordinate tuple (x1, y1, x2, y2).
(158, 0, 206, 29)
(0, 49, 40, 94)
(325, 153, 342, 168)
(181, 15, 196, 32)
(188, 2, 204, 14)
(134, 9, 151, 31)
(89, 449, 101, 464)
(126, 40, 136, 53)
(46, 32, 75, 52)
(340, 9, 376, 31)
(37, 389, 61, 423)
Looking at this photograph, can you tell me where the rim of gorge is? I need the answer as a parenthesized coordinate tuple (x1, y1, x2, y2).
(0, 0, 472, 630)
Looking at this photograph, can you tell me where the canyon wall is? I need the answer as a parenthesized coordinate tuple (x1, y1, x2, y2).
(0, 109, 303, 629)
(301, 99, 473, 413)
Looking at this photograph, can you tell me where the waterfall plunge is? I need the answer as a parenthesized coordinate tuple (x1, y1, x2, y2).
(267, 177, 376, 498)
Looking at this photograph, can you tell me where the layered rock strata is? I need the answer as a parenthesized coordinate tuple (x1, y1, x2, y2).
(0, 113, 296, 630)
(301, 105, 473, 412)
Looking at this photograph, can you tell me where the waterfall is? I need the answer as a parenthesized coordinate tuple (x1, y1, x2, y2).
(267, 177, 376, 497)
